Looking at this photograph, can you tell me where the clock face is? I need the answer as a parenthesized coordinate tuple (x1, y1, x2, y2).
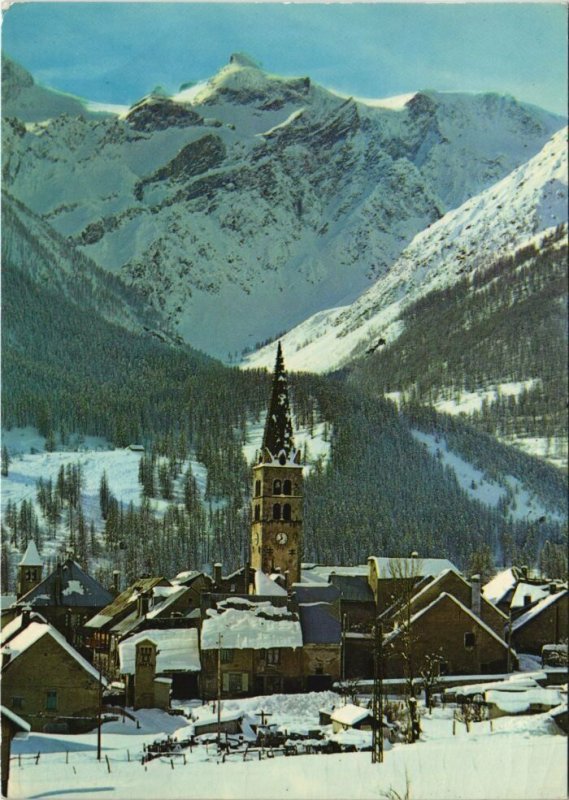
(276, 532, 288, 545)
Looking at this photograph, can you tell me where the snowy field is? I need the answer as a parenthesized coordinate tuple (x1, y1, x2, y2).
(8, 692, 567, 800)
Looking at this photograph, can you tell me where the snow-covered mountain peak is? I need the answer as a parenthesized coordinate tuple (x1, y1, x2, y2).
(242, 126, 568, 374)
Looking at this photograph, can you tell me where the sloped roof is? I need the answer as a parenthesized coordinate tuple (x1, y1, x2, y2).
(254, 570, 287, 597)
(329, 574, 374, 603)
(292, 583, 341, 604)
(330, 704, 372, 727)
(84, 576, 168, 629)
(369, 557, 457, 579)
(118, 628, 201, 675)
(482, 568, 519, 605)
(201, 598, 302, 651)
(512, 590, 568, 633)
(0, 611, 47, 646)
(511, 582, 552, 610)
(1, 705, 31, 732)
(2, 622, 107, 685)
(385, 592, 511, 652)
(17, 559, 114, 609)
(299, 603, 341, 645)
(19, 541, 43, 567)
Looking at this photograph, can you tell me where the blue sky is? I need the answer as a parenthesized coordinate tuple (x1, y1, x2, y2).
(2, 3, 567, 115)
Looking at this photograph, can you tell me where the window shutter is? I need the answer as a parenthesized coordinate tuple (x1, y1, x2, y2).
(222, 673, 229, 692)
(242, 672, 249, 691)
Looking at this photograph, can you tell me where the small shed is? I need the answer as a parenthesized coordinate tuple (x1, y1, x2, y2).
(330, 703, 374, 733)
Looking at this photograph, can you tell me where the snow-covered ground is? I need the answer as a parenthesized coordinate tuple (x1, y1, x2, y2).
(411, 430, 564, 524)
(8, 692, 567, 800)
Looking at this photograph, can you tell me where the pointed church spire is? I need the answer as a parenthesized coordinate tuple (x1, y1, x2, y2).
(262, 342, 295, 460)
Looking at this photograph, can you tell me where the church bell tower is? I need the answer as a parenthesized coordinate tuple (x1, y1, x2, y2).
(251, 343, 303, 586)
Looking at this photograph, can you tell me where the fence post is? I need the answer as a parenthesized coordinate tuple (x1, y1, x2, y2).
(170, 759, 174, 770)
(35, 752, 40, 765)
(105, 755, 111, 773)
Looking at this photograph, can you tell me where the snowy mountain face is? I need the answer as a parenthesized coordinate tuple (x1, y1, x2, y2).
(2, 54, 564, 359)
(244, 127, 568, 374)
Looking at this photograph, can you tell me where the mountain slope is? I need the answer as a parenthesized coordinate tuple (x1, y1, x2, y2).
(244, 127, 568, 374)
(2, 54, 564, 358)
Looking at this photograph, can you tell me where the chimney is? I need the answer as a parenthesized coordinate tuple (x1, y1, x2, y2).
(137, 591, 150, 618)
(2, 646, 12, 669)
(471, 574, 481, 617)
(113, 570, 121, 594)
(410, 551, 419, 559)
(520, 565, 528, 580)
(213, 563, 222, 585)
(21, 606, 32, 628)
(523, 594, 532, 607)
(549, 583, 558, 595)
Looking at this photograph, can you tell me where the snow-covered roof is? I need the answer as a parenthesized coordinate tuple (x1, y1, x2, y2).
(385, 592, 511, 652)
(19, 541, 43, 567)
(1, 705, 31, 732)
(405, 568, 507, 619)
(301, 565, 369, 582)
(485, 686, 562, 714)
(330, 704, 372, 727)
(18, 559, 113, 609)
(2, 622, 107, 685)
(201, 599, 302, 651)
(118, 628, 201, 675)
(511, 582, 551, 609)
(369, 556, 457, 579)
(254, 570, 287, 597)
(512, 590, 568, 633)
(0, 611, 47, 646)
(482, 568, 518, 605)
(146, 586, 189, 619)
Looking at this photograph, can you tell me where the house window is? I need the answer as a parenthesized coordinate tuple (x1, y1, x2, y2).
(254, 505, 260, 521)
(255, 480, 261, 497)
(221, 648, 233, 664)
(228, 673, 243, 693)
(439, 661, 449, 676)
(282, 504, 291, 521)
(11, 697, 23, 710)
(266, 648, 280, 665)
(273, 503, 281, 520)
(137, 646, 153, 665)
(273, 479, 282, 495)
(46, 690, 57, 711)
(464, 633, 476, 649)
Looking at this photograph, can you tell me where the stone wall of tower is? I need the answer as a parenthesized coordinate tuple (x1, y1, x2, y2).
(251, 462, 303, 585)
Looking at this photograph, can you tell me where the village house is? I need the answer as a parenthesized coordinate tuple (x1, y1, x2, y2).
(367, 555, 458, 613)
(298, 602, 342, 690)
(1, 617, 106, 733)
(380, 568, 508, 640)
(199, 596, 303, 698)
(383, 592, 516, 678)
(511, 588, 568, 655)
(6, 556, 114, 653)
(118, 628, 201, 708)
(83, 576, 172, 674)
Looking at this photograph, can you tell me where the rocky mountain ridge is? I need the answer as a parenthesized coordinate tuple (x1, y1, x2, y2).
(2, 53, 564, 359)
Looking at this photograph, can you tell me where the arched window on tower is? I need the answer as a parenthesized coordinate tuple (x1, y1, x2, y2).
(283, 504, 291, 521)
(273, 503, 281, 520)
(283, 480, 292, 495)
(255, 480, 261, 497)
(254, 505, 261, 522)
(273, 479, 282, 495)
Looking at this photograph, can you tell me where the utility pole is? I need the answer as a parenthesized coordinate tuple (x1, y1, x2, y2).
(506, 610, 513, 673)
(371, 619, 384, 764)
(341, 613, 348, 682)
(97, 663, 103, 761)
(217, 634, 222, 747)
